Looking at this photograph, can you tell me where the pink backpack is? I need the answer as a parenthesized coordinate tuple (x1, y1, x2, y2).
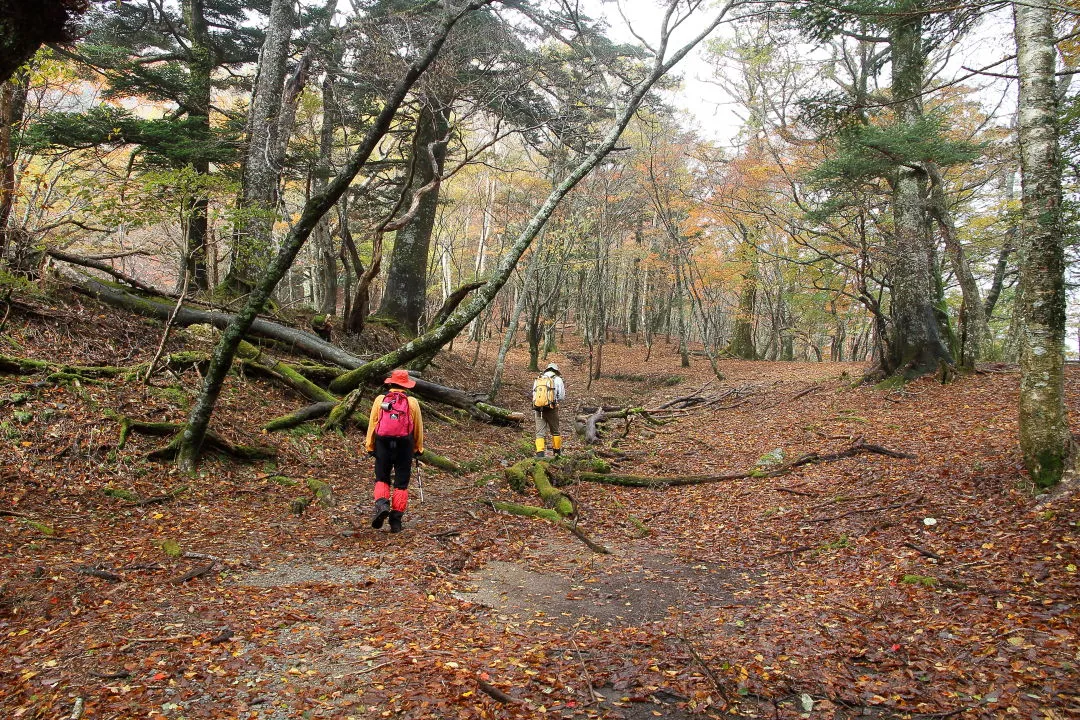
(376, 391, 413, 437)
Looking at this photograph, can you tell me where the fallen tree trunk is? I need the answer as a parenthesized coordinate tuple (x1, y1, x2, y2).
(235, 341, 337, 404)
(263, 402, 338, 431)
(580, 405, 675, 444)
(47, 247, 160, 295)
(0, 352, 208, 382)
(67, 273, 366, 369)
(69, 272, 519, 429)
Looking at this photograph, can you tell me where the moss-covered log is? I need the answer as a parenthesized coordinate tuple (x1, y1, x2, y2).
(504, 458, 533, 493)
(263, 401, 338, 432)
(417, 450, 459, 473)
(532, 463, 574, 517)
(236, 340, 337, 403)
(474, 401, 524, 424)
(0, 352, 208, 382)
(325, 386, 367, 430)
(492, 500, 562, 522)
(292, 363, 349, 384)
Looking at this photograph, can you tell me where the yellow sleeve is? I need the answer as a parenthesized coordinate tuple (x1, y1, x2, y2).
(409, 396, 424, 455)
(365, 394, 384, 452)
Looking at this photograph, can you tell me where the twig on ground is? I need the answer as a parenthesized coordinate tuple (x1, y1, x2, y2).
(168, 562, 215, 584)
(477, 678, 521, 704)
(811, 497, 920, 523)
(74, 566, 122, 582)
(903, 542, 943, 561)
(570, 635, 599, 706)
(681, 637, 731, 706)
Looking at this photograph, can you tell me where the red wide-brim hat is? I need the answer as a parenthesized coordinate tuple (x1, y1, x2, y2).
(385, 368, 416, 388)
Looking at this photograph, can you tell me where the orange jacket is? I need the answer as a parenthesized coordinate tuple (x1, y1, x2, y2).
(365, 392, 424, 454)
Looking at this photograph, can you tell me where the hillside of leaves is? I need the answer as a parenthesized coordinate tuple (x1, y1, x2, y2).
(1, 288, 1077, 720)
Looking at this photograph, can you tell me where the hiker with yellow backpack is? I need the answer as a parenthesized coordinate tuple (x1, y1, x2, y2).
(532, 362, 566, 459)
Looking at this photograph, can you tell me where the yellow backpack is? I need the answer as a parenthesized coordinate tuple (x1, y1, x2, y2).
(532, 374, 556, 409)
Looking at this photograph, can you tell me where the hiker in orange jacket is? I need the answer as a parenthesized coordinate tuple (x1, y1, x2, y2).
(365, 368, 424, 533)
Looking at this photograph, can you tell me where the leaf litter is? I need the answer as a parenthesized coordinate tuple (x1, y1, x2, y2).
(0, 292, 1077, 719)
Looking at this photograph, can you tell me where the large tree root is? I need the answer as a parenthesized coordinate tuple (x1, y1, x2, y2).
(291, 478, 336, 516)
(494, 458, 609, 552)
(491, 501, 610, 554)
(574, 439, 913, 487)
(115, 417, 276, 462)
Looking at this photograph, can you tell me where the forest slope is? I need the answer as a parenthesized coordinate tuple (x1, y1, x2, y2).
(0, 289, 1077, 719)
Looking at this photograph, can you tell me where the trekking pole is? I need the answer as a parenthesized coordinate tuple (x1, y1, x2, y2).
(414, 457, 424, 503)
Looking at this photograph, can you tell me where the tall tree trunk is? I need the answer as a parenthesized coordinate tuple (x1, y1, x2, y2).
(884, 7, 952, 377)
(182, 0, 212, 292)
(675, 256, 690, 368)
(225, 0, 294, 292)
(376, 101, 450, 335)
(176, 2, 490, 471)
(926, 163, 988, 370)
(728, 229, 758, 360)
(0, 69, 28, 260)
(312, 42, 344, 316)
(1014, 0, 1071, 487)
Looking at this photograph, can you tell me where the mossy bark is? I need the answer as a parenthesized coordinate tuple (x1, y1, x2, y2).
(306, 478, 336, 508)
(263, 401, 338, 432)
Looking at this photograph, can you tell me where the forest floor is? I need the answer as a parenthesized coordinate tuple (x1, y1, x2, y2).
(0, 287, 1078, 720)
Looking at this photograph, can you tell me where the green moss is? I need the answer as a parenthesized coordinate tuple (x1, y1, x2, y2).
(269, 475, 298, 487)
(516, 438, 537, 458)
(875, 375, 907, 391)
(627, 515, 651, 538)
(661, 375, 683, 387)
(1029, 449, 1066, 489)
(586, 457, 611, 474)
(152, 385, 190, 408)
(22, 520, 55, 536)
(818, 534, 853, 552)
(160, 539, 182, 557)
(902, 574, 939, 587)
(504, 460, 531, 493)
(286, 423, 321, 438)
(103, 487, 138, 501)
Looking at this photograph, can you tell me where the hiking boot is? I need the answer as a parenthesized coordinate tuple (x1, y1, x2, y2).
(535, 451, 545, 459)
(388, 511, 403, 534)
(370, 498, 390, 529)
